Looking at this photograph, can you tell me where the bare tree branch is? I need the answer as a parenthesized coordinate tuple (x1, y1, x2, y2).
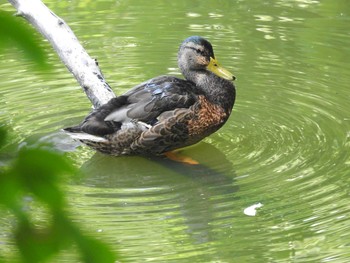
(8, 0, 116, 108)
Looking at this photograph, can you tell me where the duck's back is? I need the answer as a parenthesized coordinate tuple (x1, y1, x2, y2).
(64, 75, 202, 155)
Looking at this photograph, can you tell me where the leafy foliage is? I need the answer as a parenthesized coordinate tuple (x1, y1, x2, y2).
(0, 10, 118, 262)
(0, 10, 50, 70)
(0, 127, 118, 262)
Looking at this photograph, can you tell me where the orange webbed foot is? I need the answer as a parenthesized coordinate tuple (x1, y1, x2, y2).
(164, 151, 199, 165)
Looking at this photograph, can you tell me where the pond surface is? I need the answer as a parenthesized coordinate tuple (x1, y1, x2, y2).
(1, 0, 350, 262)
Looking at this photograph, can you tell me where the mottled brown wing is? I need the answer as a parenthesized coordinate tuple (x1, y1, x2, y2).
(130, 107, 196, 154)
(65, 76, 199, 136)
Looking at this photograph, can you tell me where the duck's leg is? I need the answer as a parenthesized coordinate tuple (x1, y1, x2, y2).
(164, 151, 199, 165)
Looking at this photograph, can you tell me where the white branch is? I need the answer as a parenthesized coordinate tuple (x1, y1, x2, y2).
(8, 0, 116, 108)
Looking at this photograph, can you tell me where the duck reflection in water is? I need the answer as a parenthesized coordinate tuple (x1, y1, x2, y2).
(75, 142, 238, 245)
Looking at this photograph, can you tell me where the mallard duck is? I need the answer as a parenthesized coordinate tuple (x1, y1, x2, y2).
(64, 36, 236, 157)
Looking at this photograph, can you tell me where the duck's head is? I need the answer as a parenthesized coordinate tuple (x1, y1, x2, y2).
(178, 36, 235, 82)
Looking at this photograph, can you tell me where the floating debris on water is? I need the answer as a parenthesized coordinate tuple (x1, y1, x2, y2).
(244, 203, 263, 216)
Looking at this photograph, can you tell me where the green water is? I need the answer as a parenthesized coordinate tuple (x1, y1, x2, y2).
(1, 0, 350, 262)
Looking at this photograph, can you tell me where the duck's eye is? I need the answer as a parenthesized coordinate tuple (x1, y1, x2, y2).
(188, 46, 205, 56)
(196, 49, 204, 55)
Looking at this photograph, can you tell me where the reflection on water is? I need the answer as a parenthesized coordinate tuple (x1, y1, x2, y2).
(1, 0, 350, 262)
(75, 143, 238, 249)
(66, 143, 241, 261)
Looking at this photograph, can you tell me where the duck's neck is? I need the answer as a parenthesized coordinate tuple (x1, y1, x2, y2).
(185, 70, 236, 113)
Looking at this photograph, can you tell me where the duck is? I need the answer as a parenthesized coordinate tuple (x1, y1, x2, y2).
(64, 36, 236, 158)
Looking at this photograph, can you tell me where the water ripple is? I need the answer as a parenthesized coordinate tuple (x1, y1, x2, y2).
(1, 1, 350, 261)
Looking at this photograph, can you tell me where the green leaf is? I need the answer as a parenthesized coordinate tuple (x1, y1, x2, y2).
(76, 235, 118, 263)
(15, 218, 69, 263)
(0, 171, 23, 211)
(0, 11, 50, 70)
(0, 127, 6, 148)
(14, 148, 74, 209)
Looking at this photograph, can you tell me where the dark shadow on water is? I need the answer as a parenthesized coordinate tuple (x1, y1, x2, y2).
(20, 132, 239, 245)
(74, 142, 239, 245)
(76, 141, 238, 193)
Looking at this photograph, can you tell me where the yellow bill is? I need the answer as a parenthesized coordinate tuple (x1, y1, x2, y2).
(206, 57, 236, 81)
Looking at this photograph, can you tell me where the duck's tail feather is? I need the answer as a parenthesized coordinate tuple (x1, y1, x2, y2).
(63, 129, 108, 143)
(63, 125, 82, 133)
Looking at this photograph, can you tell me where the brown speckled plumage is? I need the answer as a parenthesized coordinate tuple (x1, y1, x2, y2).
(64, 36, 236, 156)
(187, 95, 227, 137)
